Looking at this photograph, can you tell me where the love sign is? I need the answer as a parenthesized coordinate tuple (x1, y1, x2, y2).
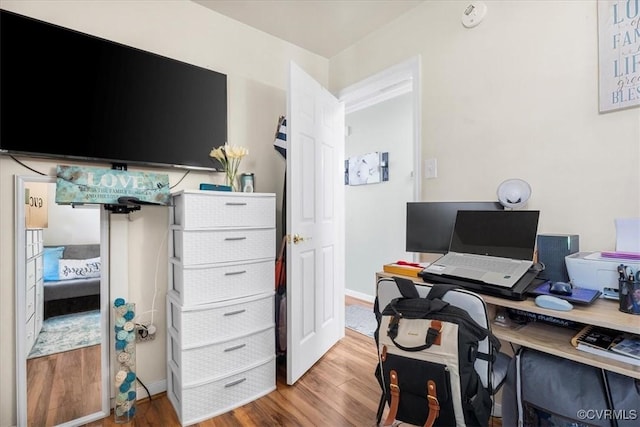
(55, 165, 170, 205)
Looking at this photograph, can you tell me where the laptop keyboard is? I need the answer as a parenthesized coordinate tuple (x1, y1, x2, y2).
(447, 255, 520, 275)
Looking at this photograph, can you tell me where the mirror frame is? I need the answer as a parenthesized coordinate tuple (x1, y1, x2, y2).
(15, 175, 111, 426)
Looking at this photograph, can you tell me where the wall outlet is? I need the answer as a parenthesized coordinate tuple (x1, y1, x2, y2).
(135, 324, 156, 343)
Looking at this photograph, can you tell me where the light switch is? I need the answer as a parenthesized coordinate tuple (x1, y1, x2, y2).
(424, 158, 437, 179)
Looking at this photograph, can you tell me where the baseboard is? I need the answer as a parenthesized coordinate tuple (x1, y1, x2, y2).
(345, 288, 375, 303)
(137, 379, 167, 400)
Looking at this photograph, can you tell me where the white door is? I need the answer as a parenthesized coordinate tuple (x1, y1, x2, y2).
(286, 61, 345, 384)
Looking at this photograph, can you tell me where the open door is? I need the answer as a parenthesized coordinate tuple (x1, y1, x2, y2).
(286, 61, 345, 384)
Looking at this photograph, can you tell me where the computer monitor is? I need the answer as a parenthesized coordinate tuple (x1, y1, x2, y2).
(406, 201, 503, 254)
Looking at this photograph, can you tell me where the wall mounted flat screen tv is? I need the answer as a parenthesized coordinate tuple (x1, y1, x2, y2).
(406, 201, 503, 254)
(0, 10, 227, 171)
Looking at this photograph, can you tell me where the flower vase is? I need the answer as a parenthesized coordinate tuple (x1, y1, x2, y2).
(113, 298, 136, 423)
(225, 171, 238, 191)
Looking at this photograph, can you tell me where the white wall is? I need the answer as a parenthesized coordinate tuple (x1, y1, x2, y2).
(43, 184, 101, 245)
(0, 1, 327, 424)
(331, 0, 640, 254)
(345, 93, 414, 298)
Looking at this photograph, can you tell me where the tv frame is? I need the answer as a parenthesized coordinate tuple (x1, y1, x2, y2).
(406, 201, 503, 254)
(0, 9, 227, 172)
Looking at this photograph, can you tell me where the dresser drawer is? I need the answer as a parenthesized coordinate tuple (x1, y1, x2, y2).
(170, 259, 274, 305)
(25, 315, 36, 356)
(26, 285, 36, 320)
(172, 228, 275, 266)
(35, 279, 44, 334)
(168, 292, 274, 348)
(26, 258, 36, 289)
(168, 357, 275, 426)
(35, 255, 43, 281)
(169, 326, 274, 385)
(172, 191, 275, 229)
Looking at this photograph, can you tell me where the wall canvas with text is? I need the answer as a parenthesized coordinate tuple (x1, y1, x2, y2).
(598, 0, 640, 112)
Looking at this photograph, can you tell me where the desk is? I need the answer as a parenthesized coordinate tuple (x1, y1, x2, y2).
(376, 272, 640, 379)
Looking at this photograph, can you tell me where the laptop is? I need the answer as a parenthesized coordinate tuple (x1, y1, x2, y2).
(423, 210, 540, 288)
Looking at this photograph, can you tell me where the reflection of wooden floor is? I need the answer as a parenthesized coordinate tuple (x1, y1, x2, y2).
(27, 345, 101, 427)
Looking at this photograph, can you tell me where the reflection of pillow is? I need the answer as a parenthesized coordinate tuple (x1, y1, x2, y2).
(43, 247, 65, 281)
(58, 257, 101, 280)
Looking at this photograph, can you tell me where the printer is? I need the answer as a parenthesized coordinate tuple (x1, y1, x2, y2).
(565, 252, 640, 298)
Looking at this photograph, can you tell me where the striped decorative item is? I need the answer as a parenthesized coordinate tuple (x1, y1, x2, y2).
(273, 115, 287, 158)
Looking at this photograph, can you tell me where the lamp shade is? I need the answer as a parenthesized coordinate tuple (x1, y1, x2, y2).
(497, 179, 531, 209)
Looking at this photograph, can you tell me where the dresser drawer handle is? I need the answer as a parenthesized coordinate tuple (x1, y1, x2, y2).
(224, 377, 246, 388)
(224, 237, 247, 241)
(224, 343, 246, 352)
(224, 309, 246, 316)
(225, 202, 247, 206)
(225, 270, 247, 276)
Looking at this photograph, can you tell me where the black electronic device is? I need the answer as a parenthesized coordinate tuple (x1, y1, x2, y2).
(419, 267, 543, 301)
(406, 201, 502, 254)
(536, 234, 579, 283)
(549, 281, 573, 296)
(0, 10, 227, 171)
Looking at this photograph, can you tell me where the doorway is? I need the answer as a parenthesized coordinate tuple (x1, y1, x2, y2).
(339, 57, 422, 302)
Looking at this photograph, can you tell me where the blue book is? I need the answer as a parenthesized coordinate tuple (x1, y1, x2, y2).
(529, 281, 601, 305)
(199, 183, 231, 191)
(610, 334, 640, 360)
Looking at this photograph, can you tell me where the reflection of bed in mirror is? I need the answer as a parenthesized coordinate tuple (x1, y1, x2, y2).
(43, 244, 101, 319)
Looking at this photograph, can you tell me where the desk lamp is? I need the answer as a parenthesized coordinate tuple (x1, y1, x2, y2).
(497, 179, 531, 209)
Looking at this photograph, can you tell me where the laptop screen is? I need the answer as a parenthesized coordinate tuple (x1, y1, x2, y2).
(449, 210, 540, 260)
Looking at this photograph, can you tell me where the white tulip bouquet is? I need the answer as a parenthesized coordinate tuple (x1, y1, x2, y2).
(209, 143, 249, 191)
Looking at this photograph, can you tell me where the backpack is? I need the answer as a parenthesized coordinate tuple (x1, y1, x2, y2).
(374, 277, 501, 427)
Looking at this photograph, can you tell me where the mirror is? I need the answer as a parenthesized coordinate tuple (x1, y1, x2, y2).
(16, 175, 110, 426)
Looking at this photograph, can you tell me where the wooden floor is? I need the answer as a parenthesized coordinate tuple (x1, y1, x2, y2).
(34, 297, 502, 426)
(27, 345, 102, 426)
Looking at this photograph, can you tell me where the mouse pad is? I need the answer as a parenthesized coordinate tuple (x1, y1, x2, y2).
(529, 281, 601, 305)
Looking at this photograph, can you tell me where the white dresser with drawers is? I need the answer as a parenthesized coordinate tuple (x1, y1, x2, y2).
(167, 190, 276, 426)
(25, 228, 44, 355)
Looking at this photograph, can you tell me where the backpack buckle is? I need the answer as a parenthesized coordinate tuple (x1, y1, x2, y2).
(387, 315, 400, 339)
(426, 320, 443, 346)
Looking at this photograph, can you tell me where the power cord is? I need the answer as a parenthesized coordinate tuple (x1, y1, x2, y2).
(137, 376, 152, 401)
(10, 155, 46, 175)
(133, 226, 169, 329)
(170, 170, 190, 190)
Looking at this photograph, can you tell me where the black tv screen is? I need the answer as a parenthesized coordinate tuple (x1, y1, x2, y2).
(406, 201, 503, 254)
(0, 10, 227, 170)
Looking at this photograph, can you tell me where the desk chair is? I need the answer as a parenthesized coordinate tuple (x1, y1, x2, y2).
(374, 276, 511, 426)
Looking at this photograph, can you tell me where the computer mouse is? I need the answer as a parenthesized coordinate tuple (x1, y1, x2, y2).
(549, 281, 573, 296)
(535, 295, 573, 311)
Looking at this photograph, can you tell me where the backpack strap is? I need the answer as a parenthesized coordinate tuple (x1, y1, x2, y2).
(425, 380, 440, 427)
(426, 283, 462, 300)
(393, 276, 420, 298)
(383, 370, 400, 426)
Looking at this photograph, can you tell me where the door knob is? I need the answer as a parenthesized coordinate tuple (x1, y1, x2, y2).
(292, 234, 311, 244)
